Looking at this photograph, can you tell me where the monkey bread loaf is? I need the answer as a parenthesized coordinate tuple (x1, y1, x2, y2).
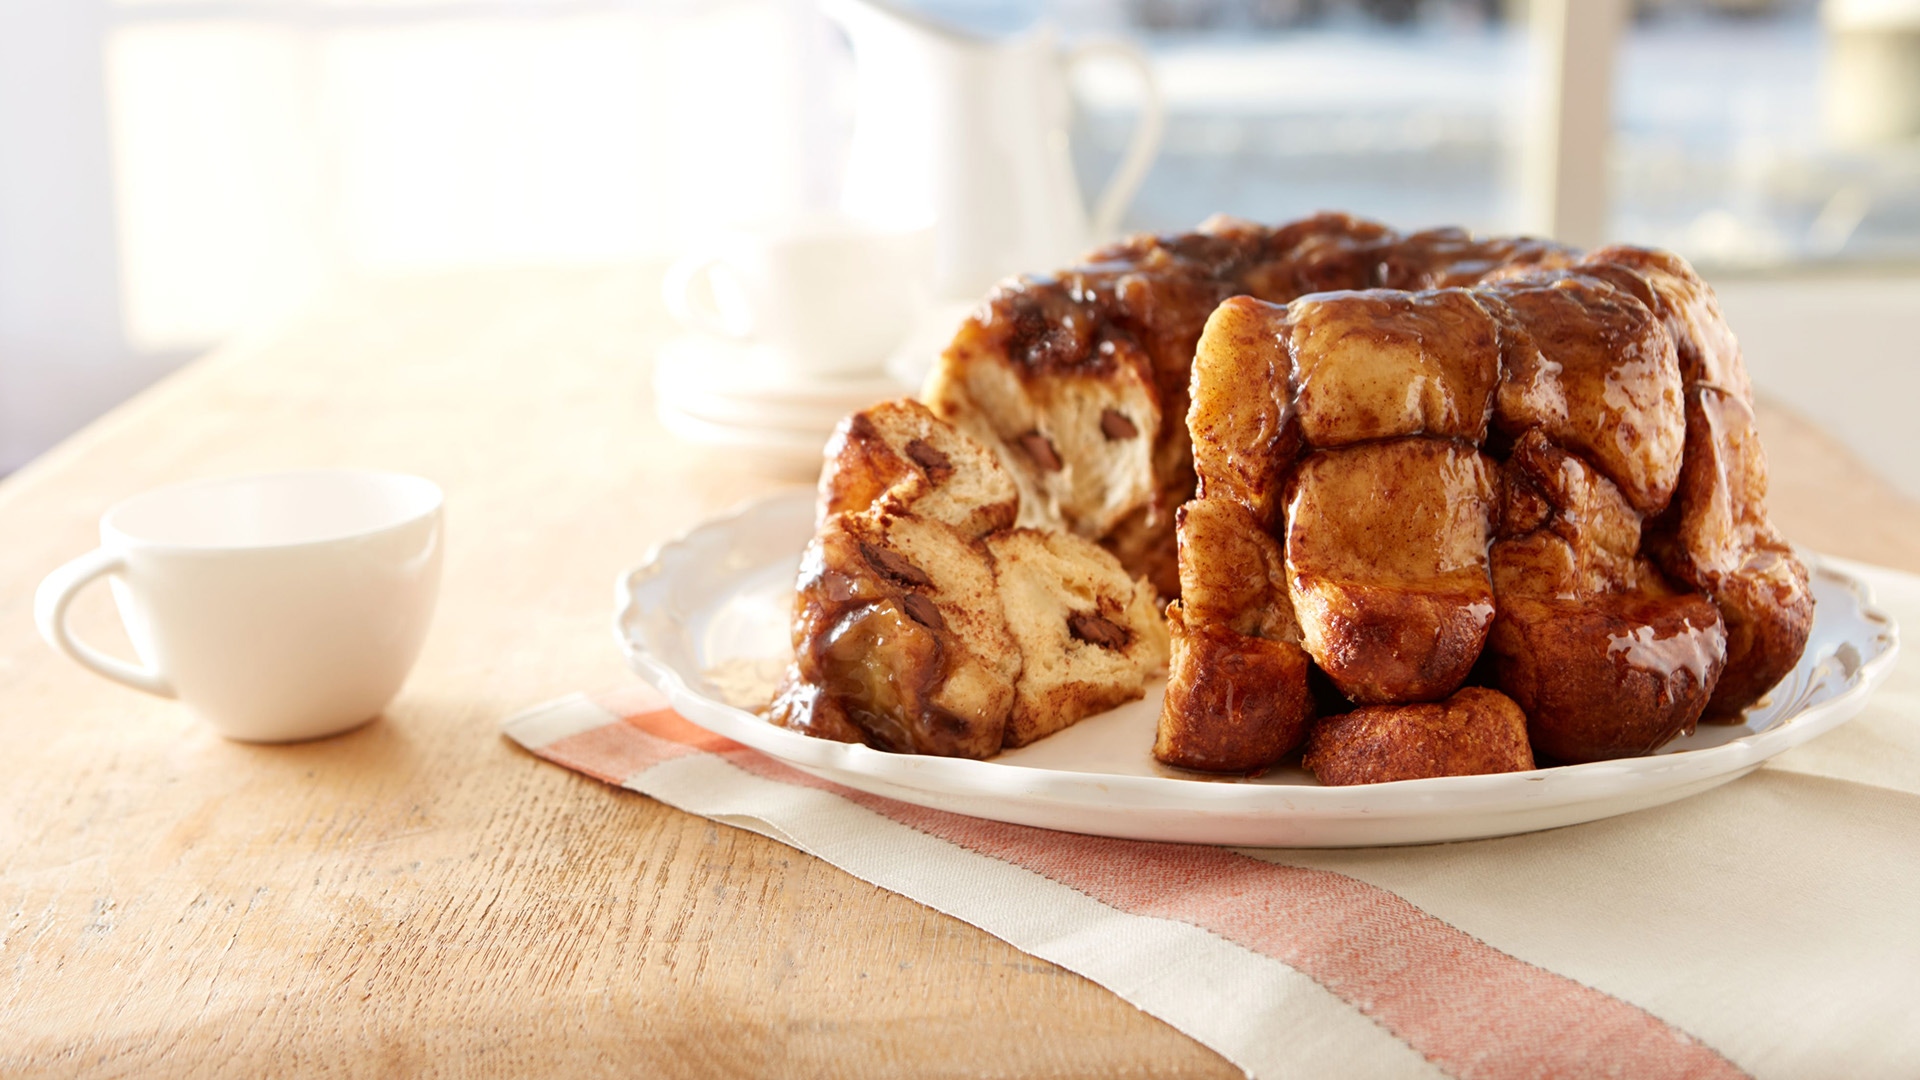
(771, 215, 1812, 782)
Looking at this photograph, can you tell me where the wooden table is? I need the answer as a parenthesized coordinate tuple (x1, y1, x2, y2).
(5, 268, 1918, 1077)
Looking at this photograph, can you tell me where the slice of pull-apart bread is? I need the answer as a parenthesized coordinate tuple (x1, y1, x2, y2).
(774, 398, 1171, 758)
(988, 529, 1170, 747)
(769, 504, 1021, 757)
(818, 398, 1017, 539)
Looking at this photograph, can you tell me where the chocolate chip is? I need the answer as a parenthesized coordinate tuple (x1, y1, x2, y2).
(820, 571, 857, 603)
(1068, 610, 1130, 650)
(904, 438, 953, 484)
(1099, 409, 1138, 441)
(901, 592, 946, 631)
(859, 542, 931, 587)
(846, 412, 878, 440)
(1019, 430, 1062, 472)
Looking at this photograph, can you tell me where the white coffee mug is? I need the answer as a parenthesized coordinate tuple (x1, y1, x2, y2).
(663, 218, 933, 377)
(34, 469, 444, 743)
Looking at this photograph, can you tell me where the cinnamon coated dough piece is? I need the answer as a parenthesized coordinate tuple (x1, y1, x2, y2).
(1651, 387, 1813, 717)
(1486, 274, 1686, 516)
(769, 504, 1020, 757)
(1302, 687, 1535, 785)
(989, 528, 1170, 747)
(1284, 438, 1498, 704)
(1490, 592, 1725, 762)
(1157, 605, 1315, 774)
(1490, 429, 1648, 596)
(1287, 287, 1501, 447)
(1578, 246, 1754, 400)
(1486, 432, 1727, 761)
(1155, 497, 1313, 772)
(1187, 296, 1300, 532)
(817, 398, 1017, 539)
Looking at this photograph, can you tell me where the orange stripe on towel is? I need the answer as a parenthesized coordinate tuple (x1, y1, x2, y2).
(545, 693, 1747, 1080)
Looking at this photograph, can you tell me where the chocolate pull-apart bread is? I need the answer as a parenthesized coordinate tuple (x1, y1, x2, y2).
(769, 400, 1168, 759)
(769, 216, 1808, 774)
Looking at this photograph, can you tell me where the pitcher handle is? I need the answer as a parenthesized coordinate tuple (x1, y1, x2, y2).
(1065, 38, 1165, 241)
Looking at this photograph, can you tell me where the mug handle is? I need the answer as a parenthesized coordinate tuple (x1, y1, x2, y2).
(662, 255, 754, 339)
(1065, 38, 1166, 240)
(34, 547, 176, 698)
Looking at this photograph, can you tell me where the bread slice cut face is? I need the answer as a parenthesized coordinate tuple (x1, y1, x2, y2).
(771, 401, 1170, 759)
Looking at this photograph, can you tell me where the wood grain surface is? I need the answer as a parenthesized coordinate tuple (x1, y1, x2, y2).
(2, 268, 1914, 1078)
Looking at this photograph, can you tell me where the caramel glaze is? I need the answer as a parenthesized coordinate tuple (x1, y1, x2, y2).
(929, 214, 1578, 597)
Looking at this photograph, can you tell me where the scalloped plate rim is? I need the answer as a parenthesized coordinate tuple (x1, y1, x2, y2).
(613, 489, 1901, 844)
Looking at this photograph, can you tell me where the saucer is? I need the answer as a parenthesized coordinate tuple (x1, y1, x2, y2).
(653, 335, 914, 455)
(654, 336, 908, 408)
(652, 335, 919, 470)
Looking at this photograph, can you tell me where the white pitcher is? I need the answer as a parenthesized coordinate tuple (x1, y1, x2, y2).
(824, 0, 1165, 300)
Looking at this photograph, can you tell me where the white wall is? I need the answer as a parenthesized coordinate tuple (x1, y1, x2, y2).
(1715, 274, 1920, 499)
(0, 0, 181, 471)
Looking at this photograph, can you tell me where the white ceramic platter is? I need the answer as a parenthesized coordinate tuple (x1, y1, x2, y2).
(616, 491, 1901, 847)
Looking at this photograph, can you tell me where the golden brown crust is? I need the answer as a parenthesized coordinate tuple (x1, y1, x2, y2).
(1483, 427, 1730, 759)
(1287, 287, 1501, 447)
(1487, 592, 1726, 762)
(1697, 550, 1814, 717)
(1302, 687, 1535, 785)
(1173, 497, 1298, 640)
(1152, 497, 1311, 772)
(1187, 296, 1300, 531)
(1580, 245, 1753, 400)
(1651, 388, 1814, 716)
(1155, 603, 1315, 773)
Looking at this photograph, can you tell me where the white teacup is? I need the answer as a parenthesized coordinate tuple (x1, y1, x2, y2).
(663, 218, 932, 377)
(34, 470, 444, 743)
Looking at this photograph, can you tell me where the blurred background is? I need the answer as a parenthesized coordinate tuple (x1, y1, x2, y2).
(4, 0, 1918, 484)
